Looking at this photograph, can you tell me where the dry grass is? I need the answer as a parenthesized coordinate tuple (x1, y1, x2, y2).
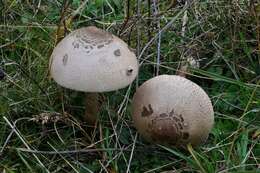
(0, 0, 259, 172)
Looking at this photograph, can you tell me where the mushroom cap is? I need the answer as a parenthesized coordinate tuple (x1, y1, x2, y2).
(50, 26, 138, 92)
(132, 75, 214, 146)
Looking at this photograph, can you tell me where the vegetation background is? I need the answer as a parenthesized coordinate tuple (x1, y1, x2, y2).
(0, 0, 259, 172)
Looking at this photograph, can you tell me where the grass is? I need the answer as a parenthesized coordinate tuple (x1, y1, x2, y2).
(0, 0, 260, 172)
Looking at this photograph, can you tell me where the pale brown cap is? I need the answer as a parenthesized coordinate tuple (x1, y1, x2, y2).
(50, 26, 138, 92)
(132, 75, 214, 146)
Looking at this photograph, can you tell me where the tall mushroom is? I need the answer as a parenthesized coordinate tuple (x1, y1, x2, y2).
(50, 26, 138, 124)
(132, 75, 214, 147)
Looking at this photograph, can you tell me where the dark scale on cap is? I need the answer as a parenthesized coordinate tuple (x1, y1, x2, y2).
(178, 122, 183, 130)
(146, 110, 190, 145)
(74, 27, 113, 47)
(179, 114, 184, 122)
(105, 39, 113, 45)
(114, 49, 121, 56)
(0, 68, 5, 80)
(126, 68, 133, 76)
(150, 118, 180, 143)
(81, 38, 91, 44)
(63, 54, 68, 65)
(72, 42, 80, 49)
(141, 104, 153, 117)
(182, 132, 189, 140)
(169, 109, 175, 116)
(159, 113, 168, 118)
(97, 44, 104, 49)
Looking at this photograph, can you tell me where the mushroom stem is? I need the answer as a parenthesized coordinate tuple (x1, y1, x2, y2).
(85, 93, 100, 125)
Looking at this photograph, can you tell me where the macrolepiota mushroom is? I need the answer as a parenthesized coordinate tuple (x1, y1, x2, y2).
(50, 26, 138, 124)
(132, 75, 214, 147)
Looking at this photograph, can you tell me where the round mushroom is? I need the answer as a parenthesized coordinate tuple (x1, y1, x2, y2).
(50, 26, 138, 92)
(50, 26, 139, 124)
(132, 75, 214, 146)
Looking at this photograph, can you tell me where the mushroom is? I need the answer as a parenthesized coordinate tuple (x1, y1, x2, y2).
(50, 26, 138, 124)
(132, 75, 214, 146)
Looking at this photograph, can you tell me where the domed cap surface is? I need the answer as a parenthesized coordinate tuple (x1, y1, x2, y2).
(50, 26, 138, 92)
(132, 75, 214, 146)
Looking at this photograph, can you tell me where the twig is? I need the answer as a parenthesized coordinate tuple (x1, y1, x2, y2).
(48, 142, 80, 173)
(181, 2, 188, 39)
(0, 117, 31, 153)
(4, 73, 29, 93)
(227, 80, 260, 163)
(71, 0, 89, 19)
(152, 0, 161, 76)
(187, 143, 207, 173)
(138, 3, 191, 62)
(99, 160, 109, 173)
(0, 24, 57, 29)
(33, 0, 42, 17)
(136, 0, 142, 88)
(0, 33, 24, 49)
(14, 147, 129, 155)
(3, 116, 50, 173)
(147, 0, 152, 40)
(107, 102, 129, 166)
(119, 0, 131, 35)
(177, 1, 189, 77)
(102, 144, 133, 171)
(54, 122, 65, 144)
